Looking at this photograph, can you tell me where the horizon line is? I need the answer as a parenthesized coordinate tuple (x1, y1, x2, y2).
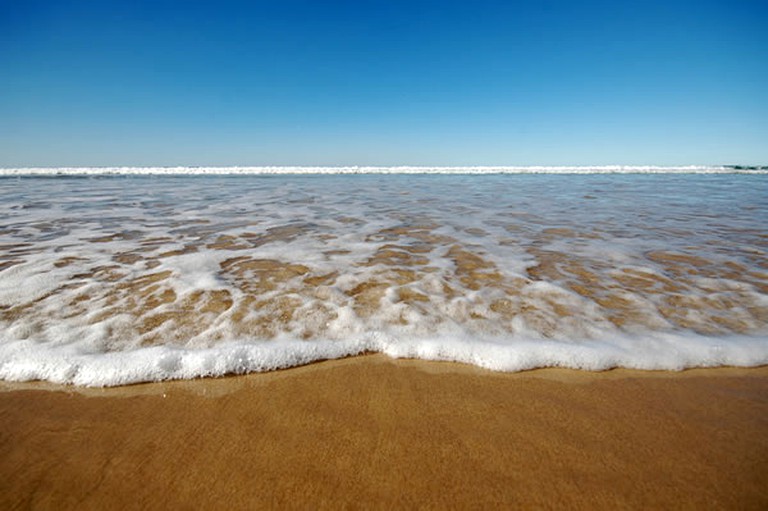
(2, 164, 767, 176)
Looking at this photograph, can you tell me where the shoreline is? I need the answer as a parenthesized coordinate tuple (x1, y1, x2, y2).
(2, 354, 768, 395)
(2, 356, 768, 508)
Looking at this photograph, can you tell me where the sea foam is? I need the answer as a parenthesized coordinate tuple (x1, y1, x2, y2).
(1, 331, 766, 387)
(1, 173, 766, 386)
(1, 165, 767, 176)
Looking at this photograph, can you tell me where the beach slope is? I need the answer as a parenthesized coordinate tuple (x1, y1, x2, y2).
(2, 356, 767, 509)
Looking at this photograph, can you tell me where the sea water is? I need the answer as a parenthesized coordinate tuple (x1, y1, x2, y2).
(0, 168, 766, 386)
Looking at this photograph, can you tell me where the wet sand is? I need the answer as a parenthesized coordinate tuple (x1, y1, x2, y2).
(1, 356, 767, 509)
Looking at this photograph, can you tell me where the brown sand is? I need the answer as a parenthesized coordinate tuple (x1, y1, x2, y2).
(1, 356, 767, 509)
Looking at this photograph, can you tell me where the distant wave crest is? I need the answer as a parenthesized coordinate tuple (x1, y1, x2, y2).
(1, 165, 767, 176)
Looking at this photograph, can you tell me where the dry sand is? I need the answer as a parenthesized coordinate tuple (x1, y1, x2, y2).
(1, 356, 767, 509)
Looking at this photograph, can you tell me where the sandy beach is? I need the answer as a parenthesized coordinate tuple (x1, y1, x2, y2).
(1, 356, 767, 509)
(4, 0, 767, 506)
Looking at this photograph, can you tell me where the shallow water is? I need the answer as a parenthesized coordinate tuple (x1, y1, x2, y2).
(1, 173, 767, 385)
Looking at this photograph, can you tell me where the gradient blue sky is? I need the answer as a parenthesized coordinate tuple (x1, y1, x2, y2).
(1, 0, 767, 166)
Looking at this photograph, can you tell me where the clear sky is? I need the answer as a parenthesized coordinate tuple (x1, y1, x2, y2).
(1, 0, 767, 166)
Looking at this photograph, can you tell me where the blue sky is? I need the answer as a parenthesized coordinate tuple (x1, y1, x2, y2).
(1, 0, 766, 166)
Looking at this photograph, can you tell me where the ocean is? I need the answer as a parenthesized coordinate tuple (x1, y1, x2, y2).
(1, 167, 767, 386)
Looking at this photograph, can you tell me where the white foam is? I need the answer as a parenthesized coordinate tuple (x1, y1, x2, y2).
(1, 173, 767, 386)
(0, 261, 62, 306)
(0, 331, 766, 387)
(1, 165, 766, 175)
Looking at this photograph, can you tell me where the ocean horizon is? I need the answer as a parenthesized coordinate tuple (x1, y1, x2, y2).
(1, 165, 767, 176)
